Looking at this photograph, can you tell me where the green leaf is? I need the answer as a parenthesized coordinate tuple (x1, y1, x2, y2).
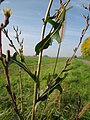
(35, 34, 52, 55)
(66, 6, 73, 12)
(42, 15, 56, 24)
(36, 83, 62, 102)
(35, 9, 66, 55)
(46, 18, 62, 42)
(46, 18, 59, 29)
(36, 73, 67, 102)
(52, 31, 61, 43)
(50, 9, 66, 43)
(2, 54, 36, 81)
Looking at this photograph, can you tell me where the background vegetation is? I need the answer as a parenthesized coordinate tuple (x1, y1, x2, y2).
(0, 57, 90, 120)
(0, 0, 90, 120)
(81, 37, 90, 57)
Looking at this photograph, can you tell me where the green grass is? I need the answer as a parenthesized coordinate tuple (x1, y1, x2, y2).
(0, 57, 90, 120)
(61, 59, 90, 119)
(79, 56, 90, 61)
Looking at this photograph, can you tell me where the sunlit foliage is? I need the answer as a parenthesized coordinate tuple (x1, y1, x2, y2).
(81, 37, 90, 56)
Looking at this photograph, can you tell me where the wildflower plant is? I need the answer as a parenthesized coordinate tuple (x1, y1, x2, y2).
(0, 0, 90, 120)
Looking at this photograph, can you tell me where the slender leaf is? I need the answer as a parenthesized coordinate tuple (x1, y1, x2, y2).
(35, 34, 52, 55)
(46, 18, 59, 29)
(66, 6, 73, 12)
(36, 73, 67, 102)
(35, 9, 66, 55)
(48, 9, 66, 43)
(2, 54, 36, 81)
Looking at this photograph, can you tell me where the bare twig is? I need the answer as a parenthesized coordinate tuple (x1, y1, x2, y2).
(3, 29, 18, 53)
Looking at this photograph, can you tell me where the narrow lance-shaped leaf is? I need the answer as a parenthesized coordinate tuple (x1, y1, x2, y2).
(35, 33, 52, 55)
(36, 74, 67, 102)
(49, 9, 66, 43)
(35, 9, 66, 55)
(2, 54, 36, 81)
(45, 7, 72, 42)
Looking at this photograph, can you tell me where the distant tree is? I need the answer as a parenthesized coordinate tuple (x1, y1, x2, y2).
(33, 54, 37, 57)
(81, 36, 90, 56)
(43, 55, 49, 58)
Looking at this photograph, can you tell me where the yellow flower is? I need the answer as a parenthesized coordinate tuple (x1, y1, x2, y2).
(2, 8, 12, 18)
(82, 27, 85, 31)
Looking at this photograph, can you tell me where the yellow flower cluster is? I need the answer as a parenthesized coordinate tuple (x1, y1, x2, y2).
(2, 8, 12, 18)
(81, 37, 90, 56)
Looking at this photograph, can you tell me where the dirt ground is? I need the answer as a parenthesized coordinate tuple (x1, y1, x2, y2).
(80, 59, 90, 66)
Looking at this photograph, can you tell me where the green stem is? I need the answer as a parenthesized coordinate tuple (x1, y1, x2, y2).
(53, 43, 61, 75)
(19, 67, 23, 112)
(31, 0, 53, 120)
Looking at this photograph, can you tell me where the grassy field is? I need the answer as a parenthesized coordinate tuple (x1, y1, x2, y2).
(0, 57, 90, 120)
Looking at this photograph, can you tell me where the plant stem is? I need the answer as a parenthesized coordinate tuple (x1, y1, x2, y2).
(0, 29, 24, 120)
(31, 0, 53, 120)
(0, 29, 2, 58)
(53, 43, 61, 75)
(1, 59, 24, 120)
(19, 67, 23, 112)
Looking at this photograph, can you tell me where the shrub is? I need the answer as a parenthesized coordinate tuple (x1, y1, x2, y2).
(81, 37, 90, 56)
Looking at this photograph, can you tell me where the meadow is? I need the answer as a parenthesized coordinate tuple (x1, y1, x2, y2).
(0, 57, 90, 120)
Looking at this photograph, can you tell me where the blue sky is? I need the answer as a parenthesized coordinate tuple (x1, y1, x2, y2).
(0, 0, 90, 57)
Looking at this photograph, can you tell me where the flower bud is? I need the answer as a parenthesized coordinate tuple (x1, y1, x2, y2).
(82, 28, 85, 31)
